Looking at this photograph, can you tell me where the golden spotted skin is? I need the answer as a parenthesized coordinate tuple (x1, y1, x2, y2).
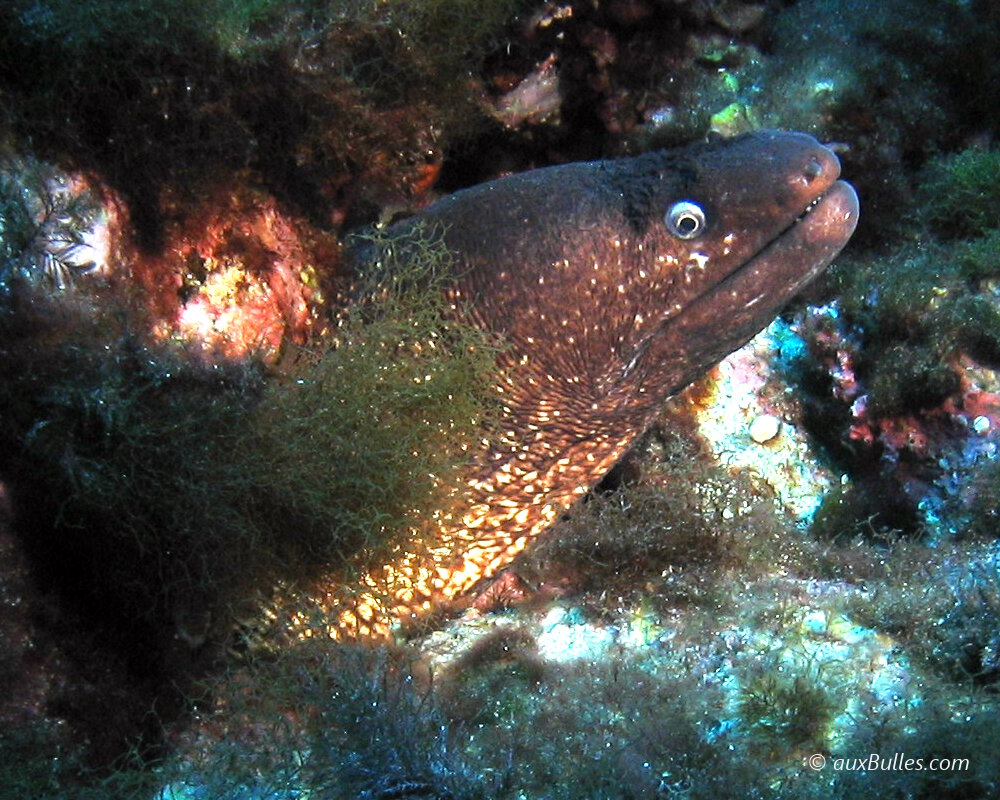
(342, 130, 859, 636)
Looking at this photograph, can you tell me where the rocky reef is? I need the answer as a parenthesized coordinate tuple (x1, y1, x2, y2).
(3, 0, 1000, 797)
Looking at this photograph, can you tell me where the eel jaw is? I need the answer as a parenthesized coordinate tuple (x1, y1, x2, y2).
(681, 179, 858, 338)
(745, 178, 860, 302)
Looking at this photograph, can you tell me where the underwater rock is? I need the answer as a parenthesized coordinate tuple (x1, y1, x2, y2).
(748, 413, 781, 444)
(795, 295, 1000, 542)
(491, 54, 562, 129)
(709, 1, 766, 34)
(414, 573, 912, 768)
(130, 187, 335, 358)
(674, 318, 838, 523)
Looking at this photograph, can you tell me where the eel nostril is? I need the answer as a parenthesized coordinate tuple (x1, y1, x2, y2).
(803, 157, 824, 182)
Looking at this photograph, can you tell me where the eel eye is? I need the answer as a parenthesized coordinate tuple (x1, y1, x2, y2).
(665, 200, 706, 239)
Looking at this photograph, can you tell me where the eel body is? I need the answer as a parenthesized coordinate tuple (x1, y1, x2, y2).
(344, 130, 859, 635)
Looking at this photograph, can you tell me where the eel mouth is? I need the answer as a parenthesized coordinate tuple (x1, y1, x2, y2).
(638, 177, 859, 374)
(740, 178, 860, 304)
(697, 177, 859, 321)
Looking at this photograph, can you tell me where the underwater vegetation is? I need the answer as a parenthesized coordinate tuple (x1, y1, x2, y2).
(0, 153, 102, 292)
(0, 0, 528, 247)
(247, 224, 503, 589)
(144, 537, 1000, 799)
(920, 148, 1000, 241)
(847, 540, 1000, 688)
(795, 145, 1000, 541)
(4, 0, 1000, 797)
(0, 163, 500, 786)
(517, 425, 812, 617)
(160, 644, 497, 800)
(151, 633, 751, 799)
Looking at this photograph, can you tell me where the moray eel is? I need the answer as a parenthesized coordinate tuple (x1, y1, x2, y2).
(343, 129, 858, 636)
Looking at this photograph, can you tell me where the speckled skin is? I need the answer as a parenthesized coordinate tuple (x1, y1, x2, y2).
(345, 130, 858, 635)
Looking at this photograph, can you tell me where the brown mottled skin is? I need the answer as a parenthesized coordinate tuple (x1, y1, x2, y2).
(344, 130, 859, 636)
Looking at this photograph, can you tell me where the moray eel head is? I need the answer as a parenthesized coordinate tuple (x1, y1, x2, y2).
(609, 130, 859, 393)
(344, 130, 858, 634)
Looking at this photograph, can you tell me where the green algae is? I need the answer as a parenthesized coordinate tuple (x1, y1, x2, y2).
(919, 148, 1000, 240)
(247, 223, 502, 575)
(738, 657, 844, 758)
(0, 222, 497, 620)
(520, 424, 811, 619)
(0, 177, 501, 789)
(818, 146, 1000, 423)
(866, 341, 962, 418)
(148, 641, 496, 800)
